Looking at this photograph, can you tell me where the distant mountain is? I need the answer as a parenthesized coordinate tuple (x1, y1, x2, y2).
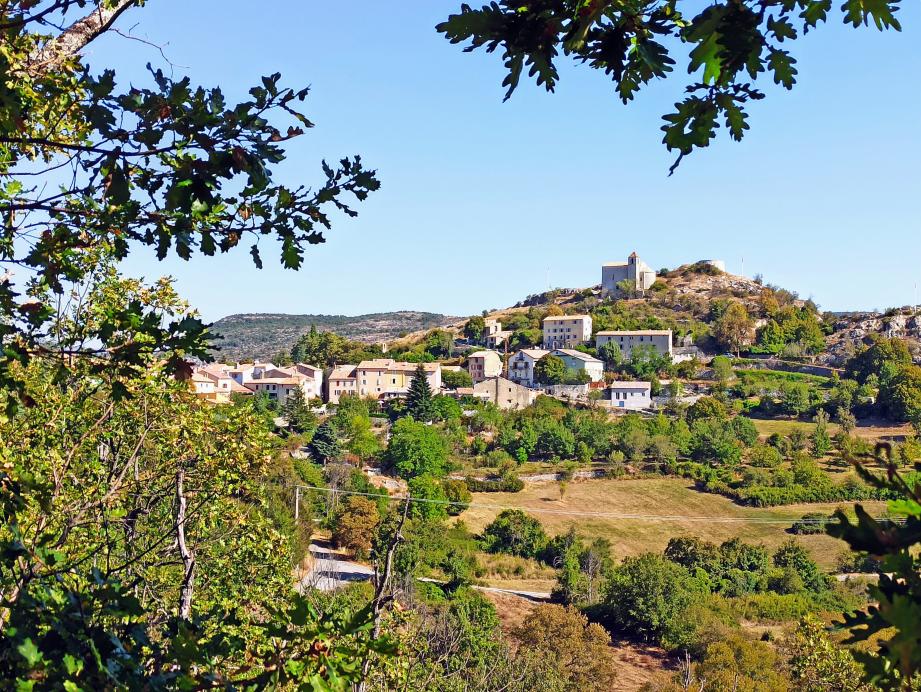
(209, 311, 462, 361)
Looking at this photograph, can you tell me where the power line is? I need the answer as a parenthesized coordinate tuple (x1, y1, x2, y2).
(291, 484, 904, 525)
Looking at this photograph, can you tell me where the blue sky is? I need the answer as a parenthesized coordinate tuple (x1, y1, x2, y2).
(93, 1, 921, 321)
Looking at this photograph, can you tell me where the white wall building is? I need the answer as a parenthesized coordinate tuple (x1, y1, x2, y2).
(608, 381, 652, 410)
(596, 330, 673, 360)
(542, 314, 592, 349)
(602, 252, 656, 294)
(507, 348, 549, 388)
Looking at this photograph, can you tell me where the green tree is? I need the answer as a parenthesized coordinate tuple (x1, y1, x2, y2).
(810, 409, 833, 458)
(309, 420, 341, 464)
(463, 316, 487, 343)
(405, 363, 437, 422)
(437, 0, 901, 172)
(598, 340, 623, 370)
(534, 354, 567, 385)
(385, 416, 450, 479)
(713, 302, 753, 355)
(602, 553, 708, 649)
(883, 364, 921, 423)
(442, 369, 474, 389)
(480, 509, 548, 558)
(697, 635, 790, 692)
(282, 386, 318, 435)
(0, 3, 379, 415)
(711, 355, 734, 387)
(424, 329, 453, 358)
(783, 616, 873, 692)
(772, 539, 827, 593)
(406, 474, 449, 520)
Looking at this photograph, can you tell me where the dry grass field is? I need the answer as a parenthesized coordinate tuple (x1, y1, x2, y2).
(752, 417, 911, 441)
(460, 477, 888, 578)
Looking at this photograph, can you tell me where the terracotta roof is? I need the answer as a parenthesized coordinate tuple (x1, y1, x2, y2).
(468, 350, 500, 359)
(229, 380, 252, 394)
(247, 377, 304, 386)
(543, 314, 590, 322)
(329, 365, 357, 380)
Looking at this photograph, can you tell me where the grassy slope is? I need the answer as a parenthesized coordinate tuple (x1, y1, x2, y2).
(460, 477, 887, 576)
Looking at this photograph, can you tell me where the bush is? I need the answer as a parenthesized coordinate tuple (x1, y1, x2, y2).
(790, 512, 829, 535)
(442, 479, 472, 515)
(464, 473, 524, 493)
(480, 510, 548, 558)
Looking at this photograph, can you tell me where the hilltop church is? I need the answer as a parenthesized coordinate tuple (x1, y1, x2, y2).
(602, 252, 657, 294)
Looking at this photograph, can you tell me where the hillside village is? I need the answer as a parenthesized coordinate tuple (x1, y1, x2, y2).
(110, 253, 921, 688)
(192, 253, 740, 412)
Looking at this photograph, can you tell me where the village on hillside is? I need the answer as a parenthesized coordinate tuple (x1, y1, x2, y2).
(191, 252, 726, 413)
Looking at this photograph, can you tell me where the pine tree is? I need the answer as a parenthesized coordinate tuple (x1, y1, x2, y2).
(405, 364, 436, 422)
(309, 420, 341, 464)
(283, 386, 317, 435)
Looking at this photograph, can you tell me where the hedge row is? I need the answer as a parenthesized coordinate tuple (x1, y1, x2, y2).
(463, 474, 525, 493)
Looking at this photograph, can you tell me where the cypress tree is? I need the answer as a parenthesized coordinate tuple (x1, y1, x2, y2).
(309, 420, 341, 464)
(405, 364, 436, 422)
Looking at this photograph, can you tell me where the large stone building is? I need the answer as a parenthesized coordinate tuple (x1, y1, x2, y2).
(542, 314, 592, 349)
(596, 330, 673, 360)
(325, 359, 441, 404)
(602, 251, 656, 294)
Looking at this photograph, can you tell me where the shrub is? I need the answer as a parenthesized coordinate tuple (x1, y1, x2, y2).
(480, 510, 548, 558)
(442, 479, 472, 515)
(790, 512, 830, 535)
(464, 474, 524, 493)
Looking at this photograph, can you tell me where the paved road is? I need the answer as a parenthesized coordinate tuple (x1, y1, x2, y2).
(299, 542, 374, 592)
(299, 542, 551, 601)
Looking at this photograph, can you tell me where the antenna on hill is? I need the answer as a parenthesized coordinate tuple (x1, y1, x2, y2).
(546, 267, 551, 291)
(740, 256, 745, 278)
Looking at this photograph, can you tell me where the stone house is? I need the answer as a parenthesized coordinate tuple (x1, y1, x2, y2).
(473, 376, 539, 410)
(542, 314, 592, 349)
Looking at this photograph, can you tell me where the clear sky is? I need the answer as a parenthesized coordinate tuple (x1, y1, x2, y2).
(91, 1, 921, 321)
